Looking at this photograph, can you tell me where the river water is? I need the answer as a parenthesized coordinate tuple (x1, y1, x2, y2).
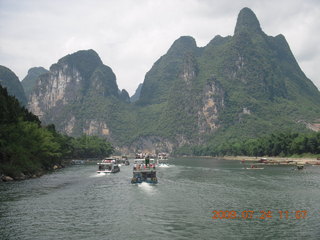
(1, 158, 320, 240)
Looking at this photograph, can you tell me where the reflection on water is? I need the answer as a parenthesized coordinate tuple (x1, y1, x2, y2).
(1, 158, 320, 239)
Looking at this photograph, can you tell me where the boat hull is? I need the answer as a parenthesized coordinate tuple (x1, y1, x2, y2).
(97, 169, 120, 174)
(131, 177, 158, 184)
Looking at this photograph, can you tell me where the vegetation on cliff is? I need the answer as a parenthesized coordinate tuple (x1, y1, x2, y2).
(132, 7, 320, 149)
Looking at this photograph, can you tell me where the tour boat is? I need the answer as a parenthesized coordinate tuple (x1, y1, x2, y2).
(97, 158, 120, 174)
(131, 158, 157, 184)
(157, 158, 169, 167)
(116, 156, 130, 166)
(157, 153, 169, 167)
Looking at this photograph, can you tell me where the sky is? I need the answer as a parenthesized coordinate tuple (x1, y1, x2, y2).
(0, 0, 319, 96)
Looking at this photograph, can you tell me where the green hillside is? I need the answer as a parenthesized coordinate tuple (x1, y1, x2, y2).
(132, 7, 320, 149)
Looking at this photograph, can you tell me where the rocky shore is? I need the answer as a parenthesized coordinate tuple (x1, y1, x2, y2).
(0, 164, 64, 182)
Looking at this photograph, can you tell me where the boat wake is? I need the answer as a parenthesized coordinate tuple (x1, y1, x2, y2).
(158, 164, 171, 168)
(138, 182, 157, 194)
(90, 173, 109, 178)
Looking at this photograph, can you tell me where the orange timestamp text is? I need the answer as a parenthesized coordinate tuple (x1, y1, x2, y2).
(212, 210, 307, 220)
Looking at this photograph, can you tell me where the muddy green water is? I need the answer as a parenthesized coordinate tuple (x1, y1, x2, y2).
(1, 158, 320, 239)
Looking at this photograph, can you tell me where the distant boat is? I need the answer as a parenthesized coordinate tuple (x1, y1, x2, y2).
(116, 156, 129, 166)
(97, 158, 120, 174)
(71, 160, 85, 165)
(157, 152, 169, 167)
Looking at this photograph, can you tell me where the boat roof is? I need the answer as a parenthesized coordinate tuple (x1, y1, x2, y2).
(134, 159, 155, 163)
(97, 162, 116, 165)
(133, 169, 156, 173)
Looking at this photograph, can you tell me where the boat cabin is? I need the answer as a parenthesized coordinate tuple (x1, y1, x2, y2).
(97, 158, 120, 173)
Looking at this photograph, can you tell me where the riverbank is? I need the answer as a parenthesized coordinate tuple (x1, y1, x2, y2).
(0, 158, 101, 182)
(220, 156, 320, 164)
(0, 164, 65, 182)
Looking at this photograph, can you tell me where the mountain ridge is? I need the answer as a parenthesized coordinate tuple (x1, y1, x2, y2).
(25, 7, 320, 153)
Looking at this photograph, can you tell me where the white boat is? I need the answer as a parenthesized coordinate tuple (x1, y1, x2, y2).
(97, 158, 120, 174)
(131, 158, 157, 184)
(157, 153, 169, 167)
(116, 156, 130, 166)
(157, 158, 169, 167)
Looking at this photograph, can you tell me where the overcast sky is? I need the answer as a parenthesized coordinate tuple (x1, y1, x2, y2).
(0, 0, 319, 95)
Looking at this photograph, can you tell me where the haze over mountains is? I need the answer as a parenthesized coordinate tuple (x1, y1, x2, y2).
(1, 8, 320, 153)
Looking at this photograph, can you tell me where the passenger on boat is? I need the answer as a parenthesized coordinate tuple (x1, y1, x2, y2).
(145, 156, 150, 166)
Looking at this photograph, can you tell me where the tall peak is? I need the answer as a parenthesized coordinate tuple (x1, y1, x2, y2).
(234, 7, 262, 35)
(58, 49, 103, 66)
(167, 36, 197, 55)
(53, 49, 103, 80)
(27, 66, 48, 75)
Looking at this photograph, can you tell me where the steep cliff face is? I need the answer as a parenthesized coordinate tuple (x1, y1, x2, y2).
(197, 79, 225, 134)
(0, 65, 27, 105)
(28, 49, 130, 140)
(29, 63, 83, 116)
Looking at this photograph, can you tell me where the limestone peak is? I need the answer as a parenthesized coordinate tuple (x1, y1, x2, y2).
(234, 7, 262, 35)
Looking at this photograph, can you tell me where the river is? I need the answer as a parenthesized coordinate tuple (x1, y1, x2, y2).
(1, 158, 320, 239)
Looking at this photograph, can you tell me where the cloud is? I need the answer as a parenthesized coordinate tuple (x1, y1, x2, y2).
(0, 0, 319, 94)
